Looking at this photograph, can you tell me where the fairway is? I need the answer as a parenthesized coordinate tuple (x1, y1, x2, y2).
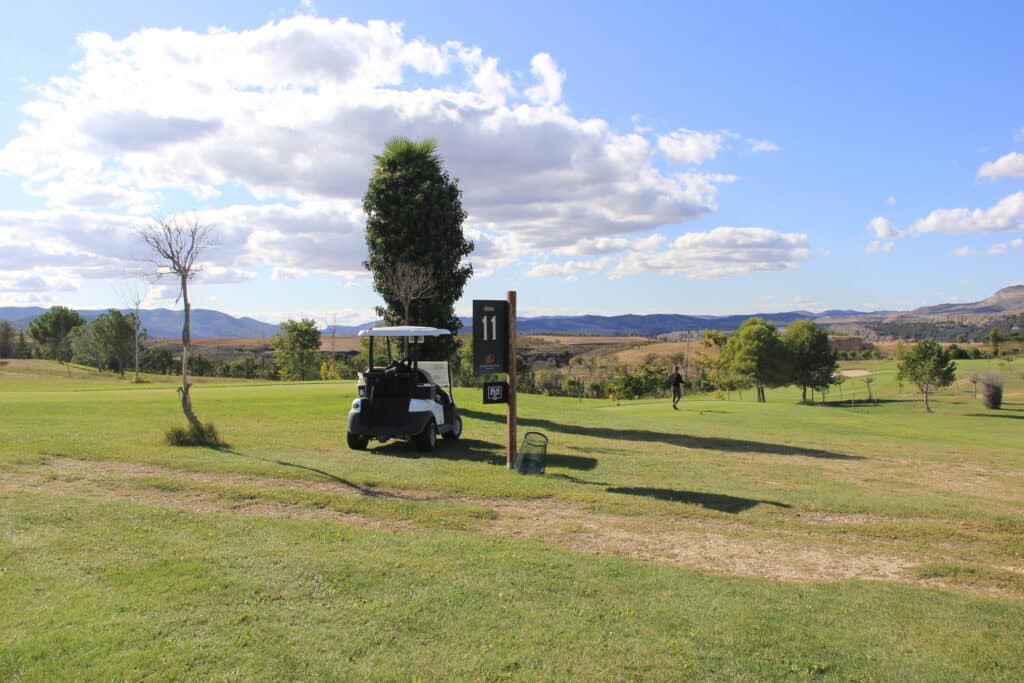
(2, 359, 1023, 680)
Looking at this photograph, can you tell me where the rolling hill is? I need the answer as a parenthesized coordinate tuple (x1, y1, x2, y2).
(2, 284, 1020, 339)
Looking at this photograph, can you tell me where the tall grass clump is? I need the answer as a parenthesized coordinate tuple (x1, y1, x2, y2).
(165, 421, 227, 448)
(980, 372, 1003, 409)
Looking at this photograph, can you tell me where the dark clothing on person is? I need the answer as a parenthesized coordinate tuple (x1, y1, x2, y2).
(668, 371, 683, 409)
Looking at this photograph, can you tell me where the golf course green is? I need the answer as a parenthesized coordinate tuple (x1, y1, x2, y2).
(2, 357, 1022, 680)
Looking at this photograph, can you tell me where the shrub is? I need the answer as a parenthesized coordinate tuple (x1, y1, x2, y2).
(165, 421, 227, 447)
(980, 372, 1004, 410)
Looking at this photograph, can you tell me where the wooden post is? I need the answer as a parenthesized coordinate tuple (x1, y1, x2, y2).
(506, 290, 517, 469)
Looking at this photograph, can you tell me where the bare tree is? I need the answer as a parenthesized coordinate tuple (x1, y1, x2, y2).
(139, 214, 217, 430)
(118, 274, 149, 383)
(376, 262, 436, 325)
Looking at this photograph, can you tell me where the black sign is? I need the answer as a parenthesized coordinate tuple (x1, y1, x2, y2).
(483, 381, 509, 404)
(472, 299, 509, 375)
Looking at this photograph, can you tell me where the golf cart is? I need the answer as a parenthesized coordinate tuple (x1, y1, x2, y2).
(345, 326, 462, 452)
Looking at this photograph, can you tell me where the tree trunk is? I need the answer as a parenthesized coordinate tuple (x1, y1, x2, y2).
(801, 385, 807, 403)
(134, 319, 141, 383)
(179, 276, 200, 429)
(923, 386, 932, 413)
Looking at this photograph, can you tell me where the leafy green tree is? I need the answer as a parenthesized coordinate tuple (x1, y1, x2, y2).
(612, 356, 668, 400)
(188, 353, 215, 377)
(363, 137, 473, 355)
(320, 358, 339, 380)
(273, 319, 322, 381)
(724, 317, 788, 403)
(228, 357, 258, 379)
(144, 347, 176, 375)
(696, 329, 728, 395)
(13, 331, 31, 359)
(92, 310, 143, 377)
(989, 327, 1001, 357)
(897, 339, 956, 412)
(28, 306, 86, 366)
(0, 321, 14, 358)
(68, 324, 104, 370)
(782, 320, 838, 403)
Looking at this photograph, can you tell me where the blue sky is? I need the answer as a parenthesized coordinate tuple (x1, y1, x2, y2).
(1, 0, 1022, 324)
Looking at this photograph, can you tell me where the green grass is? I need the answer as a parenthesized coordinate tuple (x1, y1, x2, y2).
(2, 359, 1023, 680)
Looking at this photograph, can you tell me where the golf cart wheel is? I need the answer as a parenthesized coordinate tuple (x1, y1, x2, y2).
(443, 415, 462, 440)
(415, 419, 437, 451)
(347, 432, 369, 450)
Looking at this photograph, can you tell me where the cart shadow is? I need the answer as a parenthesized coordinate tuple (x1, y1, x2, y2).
(458, 409, 862, 461)
(369, 438, 505, 465)
(606, 486, 791, 514)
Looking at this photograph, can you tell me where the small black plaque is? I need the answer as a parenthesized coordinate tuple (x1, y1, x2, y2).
(483, 381, 509, 404)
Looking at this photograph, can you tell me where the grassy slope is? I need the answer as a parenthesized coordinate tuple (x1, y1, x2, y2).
(2, 359, 1023, 680)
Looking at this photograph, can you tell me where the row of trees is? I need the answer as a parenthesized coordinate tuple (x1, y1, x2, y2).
(0, 322, 31, 359)
(450, 318, 841, 404)
(8, 306, 145, 379)
(700, 318, 838, 403)
(5, 306, 146, 379)
(67, 310, 145, 379)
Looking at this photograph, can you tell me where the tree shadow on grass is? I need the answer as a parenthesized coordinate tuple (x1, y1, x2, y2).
(606, 486, 791, 514)
(965, 412, 1024, 421)
(815, 398, 906, 409)
(366, 438, 599, 470)
(222, 448, 389, 497)
(459, 408, 863, 461)
(547, 473, 610, 487)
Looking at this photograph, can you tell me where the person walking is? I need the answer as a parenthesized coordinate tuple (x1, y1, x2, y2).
(668, 365, 683, 410)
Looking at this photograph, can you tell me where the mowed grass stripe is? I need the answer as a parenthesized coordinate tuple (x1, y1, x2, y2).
(3, 491, 1024, 681)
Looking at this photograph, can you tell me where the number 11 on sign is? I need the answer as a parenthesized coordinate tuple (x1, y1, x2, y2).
(480, 314, 497, 341)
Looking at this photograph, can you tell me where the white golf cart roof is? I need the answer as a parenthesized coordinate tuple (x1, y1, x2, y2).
(357, 326, 451, 338)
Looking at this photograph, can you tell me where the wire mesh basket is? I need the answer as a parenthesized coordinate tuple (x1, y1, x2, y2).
(514, 431, 548, 474)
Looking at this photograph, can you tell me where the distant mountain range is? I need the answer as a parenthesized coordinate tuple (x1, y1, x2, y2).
(3, 285, 1021, 339)
(0, 307, 284, 339)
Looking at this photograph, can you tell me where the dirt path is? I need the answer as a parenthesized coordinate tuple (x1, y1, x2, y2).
(2, 456, 1013, 595)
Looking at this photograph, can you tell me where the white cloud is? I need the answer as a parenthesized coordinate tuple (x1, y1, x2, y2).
(865, 240, 894, 254)
(952, 246, 976, 257)
(886, 195, 896, 206)
(868, 216, 903, 240)
(910, 191, 1024, 234)
(977, 152, 1024, 180)
(1015, 128, 1024, 143)
(524, 53, 565, 106)
(748, 138, 780, 153)
(0, 16, 732, 280)
(554, 237, 630, 256)
(0, 16, 791, 303)
(198, 265, 258, 284)
(657, 129, 724, 165)
(526, 257, 610, 281)
(271, 267, 308, 280)
(610, 227, 810, 279)
(0, 201, 367, 307)
(631, 114, 652, 134)
(989, 238, 1024, 255)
